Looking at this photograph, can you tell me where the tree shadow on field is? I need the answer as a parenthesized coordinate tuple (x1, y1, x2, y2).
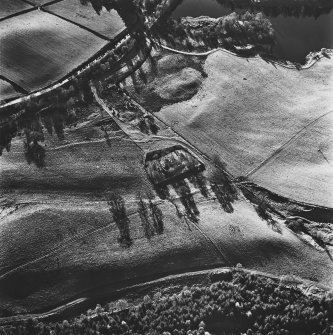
(171, 179, 200, 223)
(209, 156, 238, 213)
(255, 197, 282, 234)
(105, 191, 132, 247)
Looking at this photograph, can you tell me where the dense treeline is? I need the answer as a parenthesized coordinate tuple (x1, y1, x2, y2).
(1, 270, 332, 334)
(152, 11, 275, 54)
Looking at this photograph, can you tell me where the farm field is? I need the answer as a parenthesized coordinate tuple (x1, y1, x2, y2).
(22, 0, 60, 6)
(251, 111, 333, 206)
(0, 130, 152, 276)
(1, 189, 333, 315)
(0, 10, 107, 92)
(46, 0, 125, 40)
(1, 0, 333, 326)
(1, 136, 149, 196)
(0, 79, 21, 101)
(158, 51, 333, 207)
(0, 108, 151, 203)
(0, 0, 32, 20)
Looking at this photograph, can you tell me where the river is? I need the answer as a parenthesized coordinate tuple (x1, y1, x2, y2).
(172, 0, 333, 63)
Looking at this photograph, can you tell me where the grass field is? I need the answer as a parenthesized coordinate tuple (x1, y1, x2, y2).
(1, 138, 149, 195)
(0, 105, 151, 271)
(0, 79, 21, 101)
(158, 51, 333, 207)
(0, 10, 107, 92)
(0, 107, 151, 202)
(1, 190, 333, 315)
(251, 111, 333, 207)
(23, 0, 59, 5)
(46, 0, 125, 40)
(1, 97, 333, 316)
(0, 0, 32, 20)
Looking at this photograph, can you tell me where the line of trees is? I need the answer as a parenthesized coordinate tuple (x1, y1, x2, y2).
(152, 11, 275, 54)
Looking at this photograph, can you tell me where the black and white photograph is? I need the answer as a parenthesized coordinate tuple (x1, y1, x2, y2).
(0, 0, 332, 334)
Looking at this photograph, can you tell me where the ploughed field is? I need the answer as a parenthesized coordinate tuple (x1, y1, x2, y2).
(0, 1, 125, 99)
(158, 51, 333, 207)
(45, 0, 125, 39)
(0, 0, 32, 20)
(0, 10, 106, 93)
(0, 80, 22, 101)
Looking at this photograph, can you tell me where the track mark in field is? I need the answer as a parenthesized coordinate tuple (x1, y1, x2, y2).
(49, 138, 125, 151)
(246, 109, 333, 178)
(0, 196, 224, 280)
(0, 209, 137, 280)
(317, 148, 332, 166)
(189, 220, 231, 266)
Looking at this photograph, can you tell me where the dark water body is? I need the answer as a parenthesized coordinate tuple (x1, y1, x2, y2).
(172, 0, 333, 63)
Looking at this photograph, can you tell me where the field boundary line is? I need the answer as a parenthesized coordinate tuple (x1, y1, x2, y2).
(0, 75, 28, 95)
(40, 0, 66, 8)
(246, 109, 333, 178)
(0, 7, 35, 23)
(20, 0, 65, 7)
(41, 8, 111, 41)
